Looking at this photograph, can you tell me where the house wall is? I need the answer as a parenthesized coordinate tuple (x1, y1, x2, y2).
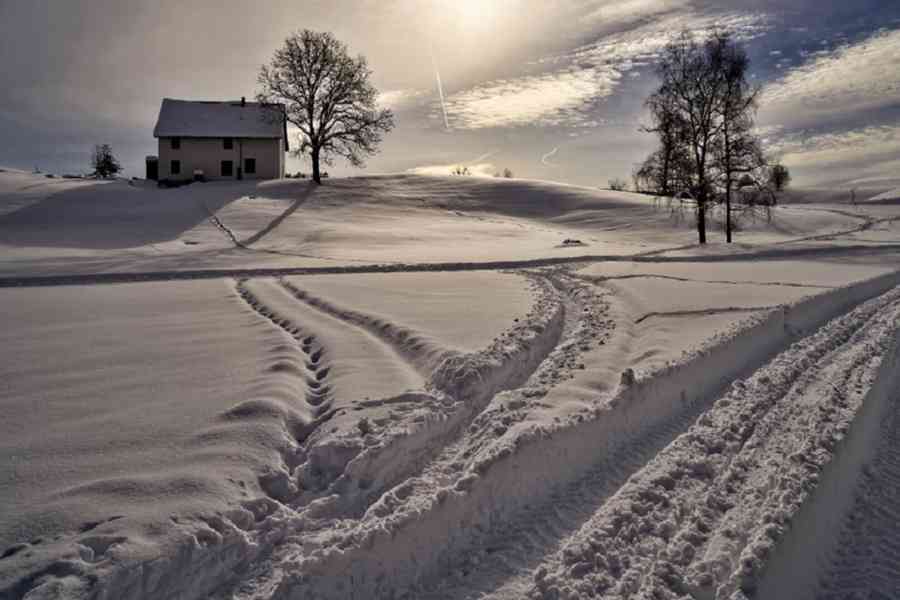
(157, 137, 284, 181)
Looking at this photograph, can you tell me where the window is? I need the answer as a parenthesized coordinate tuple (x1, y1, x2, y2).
(244, 158, 256, 175)
(170, 160, 181, 175)
(223, 138, 233, 150)
(221, 160, 233, 177)
(171, 137, 181, 150)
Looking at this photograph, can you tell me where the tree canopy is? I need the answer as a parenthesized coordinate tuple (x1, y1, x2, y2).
(257, 30, 394, 184)
(91, 144, 121, 179)
(639, 31, 768, 244)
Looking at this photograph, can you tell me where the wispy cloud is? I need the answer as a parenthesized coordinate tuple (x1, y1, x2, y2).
(767, 124, 900, 186)
(761, 29, 900, 125)
(377, 88, 429, 108)
(579, 0, 688, 27)
(440, 69, 620, 129)
(435, 9, 769, 130)
(773, 125, 900, 167)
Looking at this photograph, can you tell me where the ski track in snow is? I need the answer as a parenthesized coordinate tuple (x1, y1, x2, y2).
(261, 270, 900, 600)
(3, 242, 900, 288)
(634, 306, 780, 325)
(815, 385, 900, 599)
(572, 272, 837, 290)
(204, 272, 567, 599)
(529, 286, 900, 600)
(3, 265, 900, 600)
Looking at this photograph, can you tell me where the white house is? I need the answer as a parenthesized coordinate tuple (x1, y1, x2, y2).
(152, 97, 288, 181)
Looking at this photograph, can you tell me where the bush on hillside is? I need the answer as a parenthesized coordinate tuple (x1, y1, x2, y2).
(90, 144, 122, 179)
(609, 177, 629, 191)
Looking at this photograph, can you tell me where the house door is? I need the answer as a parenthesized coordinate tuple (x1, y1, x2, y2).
(221, 160, 233, 177)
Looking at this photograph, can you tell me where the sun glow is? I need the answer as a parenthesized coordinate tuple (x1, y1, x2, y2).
(450, 0, 503, 30)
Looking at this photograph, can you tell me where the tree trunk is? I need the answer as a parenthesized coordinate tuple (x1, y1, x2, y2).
(697, 201, 707, 244)
(725, 180, 732, 243)
(312, 147, 322, 184)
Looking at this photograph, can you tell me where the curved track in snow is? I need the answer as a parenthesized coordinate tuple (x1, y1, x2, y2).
(3, 242, 900, 288)
(263, 270, 900, 600)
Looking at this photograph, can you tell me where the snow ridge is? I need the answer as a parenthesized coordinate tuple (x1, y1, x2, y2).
(531, 286, 900, 600)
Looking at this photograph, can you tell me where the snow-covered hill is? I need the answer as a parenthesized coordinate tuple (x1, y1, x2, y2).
(2, 171, 900, 599)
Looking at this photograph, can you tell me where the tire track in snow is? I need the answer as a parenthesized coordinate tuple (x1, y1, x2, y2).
(277, 277, 456, 378)
(4, 243, 900, 289)
(272, 271, 900, 599)
(634, 306, 778, 324)
(211, 273, 568, 599)
(417, 382, 714, 600)
(814, 395, 900, 598)
(573, 272, 836, 290)
(527, 286, 900, 600)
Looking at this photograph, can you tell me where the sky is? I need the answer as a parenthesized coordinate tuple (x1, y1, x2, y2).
(1, 0, 899, 189)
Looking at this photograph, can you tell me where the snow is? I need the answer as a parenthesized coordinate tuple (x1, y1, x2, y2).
(287, 271, 534, 352)
(867, 186, 900, 203)
(153, 98, 285, 140)
(3, 172, 893, 281)
(0, 280, 310, 596)
(1, 168, 900, 599)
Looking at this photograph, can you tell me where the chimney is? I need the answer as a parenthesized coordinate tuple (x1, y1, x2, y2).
(241, 96, 246, 107)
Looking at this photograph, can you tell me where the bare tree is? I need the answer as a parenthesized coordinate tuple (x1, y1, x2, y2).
(711, 32, 764, 243)
(643, 31, 767, 244)
(641, 89, 687, 197)
(257, 30, 394, 184)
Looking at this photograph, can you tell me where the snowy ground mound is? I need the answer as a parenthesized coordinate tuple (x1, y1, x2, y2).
(1, 171, 900, 599)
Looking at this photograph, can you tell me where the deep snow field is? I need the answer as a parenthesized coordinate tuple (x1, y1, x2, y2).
(1, 168, 900, 599)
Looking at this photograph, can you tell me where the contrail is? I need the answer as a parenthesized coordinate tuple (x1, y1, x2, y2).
(471, 150, 498, 163)
(541, 146, 559, 166)
(429, 46, 450, 130)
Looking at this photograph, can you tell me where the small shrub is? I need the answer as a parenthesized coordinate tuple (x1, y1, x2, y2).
(451, 165, 471, 176)
(609, 177, 628, 191)
(503, 168, 513, 178)
(90, 144, 122, 179)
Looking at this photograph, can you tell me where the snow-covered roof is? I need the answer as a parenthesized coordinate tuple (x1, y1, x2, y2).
(153, 98, 288, 146)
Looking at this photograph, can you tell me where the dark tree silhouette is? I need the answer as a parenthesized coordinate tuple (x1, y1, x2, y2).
(641, 90, 687, 197)
(91, 144, 121, 179)
(257, 30, 394, 184)
(769, 164, 791, 192)
(711, 32, 764, 243)
(642, 31, 767, 244)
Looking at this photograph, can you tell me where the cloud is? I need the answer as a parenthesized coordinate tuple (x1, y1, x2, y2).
(773, 125, 900, 167)
(376, 88, 429, 108)
(579, 0, 688, 27)
(768, 124, 900, 186)
(761, 29, 900, 125)
(436, 9, 769, 130)
(440, 69, 620, 129)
